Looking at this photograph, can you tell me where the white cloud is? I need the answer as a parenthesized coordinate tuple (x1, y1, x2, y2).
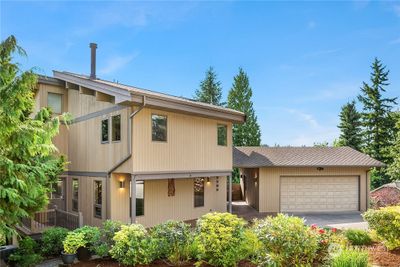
(99, 53, 138, 75)
(286, 109, 319, 128)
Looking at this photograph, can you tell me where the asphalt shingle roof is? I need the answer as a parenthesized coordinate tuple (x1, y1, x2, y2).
(233, 146, 384, 168)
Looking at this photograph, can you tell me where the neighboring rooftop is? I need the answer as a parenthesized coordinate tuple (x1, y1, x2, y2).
(371, 181, 400, 192)
(233, 146, 385, 168)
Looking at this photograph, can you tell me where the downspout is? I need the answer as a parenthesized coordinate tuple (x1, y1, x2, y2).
(105, 96, 146, 219)
(366, 169, 370, 211)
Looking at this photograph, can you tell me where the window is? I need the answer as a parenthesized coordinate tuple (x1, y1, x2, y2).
(112, 115, 121, 142)
(72, 179, 79, 212)
(51, 178, 64, 199)
(217, 124, 227, 146)
(194, 178, 205, 207)
(94, 180, 102, 218)
(47, 93, 62, 114)
(130, 181, 145, 217)
(152, 114, 167, 142)
(101, 118, 109, 143)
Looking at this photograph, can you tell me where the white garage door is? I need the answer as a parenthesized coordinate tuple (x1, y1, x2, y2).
(280, 176, 359, 212)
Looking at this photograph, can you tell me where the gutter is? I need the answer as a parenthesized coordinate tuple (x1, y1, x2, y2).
(105, 96, 146, 219)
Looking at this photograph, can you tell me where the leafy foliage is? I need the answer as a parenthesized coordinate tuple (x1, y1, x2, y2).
(363, 205, 400, 250)
(150, 220, 195, 265)
(41, 227, 69, 256)
(387, 115, 400, 181)
(9, 237, 42, 267)
(93, 220, 124, 257)
(63, 232, 87, 254)
(337, 100, 363, 151)
(357, 58, 397, 188)
(331, 247, 369, 267)
(109, 224, 157, 265)
(195, 67, 223, 106)
(0, 35, 69, 238)
(73, 225, 101, 253)
(195, 212, 253, 267)
(344, 229, 372, 246)
(252, 214, 319, 266)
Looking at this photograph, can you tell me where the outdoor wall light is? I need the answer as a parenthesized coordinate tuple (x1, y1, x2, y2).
(206, 177, 211, 184)
(317, 167, 324, 171)
(119, 180, 125, 189)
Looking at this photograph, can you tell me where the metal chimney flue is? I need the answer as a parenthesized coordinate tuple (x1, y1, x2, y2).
(90, 43, 97, 79)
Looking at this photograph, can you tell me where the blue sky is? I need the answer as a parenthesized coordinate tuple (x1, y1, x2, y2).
(1, 1, 399, 146)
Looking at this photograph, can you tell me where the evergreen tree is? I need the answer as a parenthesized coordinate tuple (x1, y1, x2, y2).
(195, 67, 223, 106)
(387, 112, 400, 181)
(357, 58, 397, 188)
(227, 67, 261, 146)
(0, 36, 68, 238)
(337, 100, 363, 151)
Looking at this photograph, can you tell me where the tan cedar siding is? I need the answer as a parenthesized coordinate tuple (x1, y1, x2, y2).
(131, 108, 232, 173)
(241, 168, 259, 210)
(35, 83, 69, 155)
(67, 89, 131, 172)
(65, 176, 106, 227)
(258, 167, 370, 213)
(109, 175, 227, 227)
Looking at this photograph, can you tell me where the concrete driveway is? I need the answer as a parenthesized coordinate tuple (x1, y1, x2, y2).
(288, 212, 368, 230)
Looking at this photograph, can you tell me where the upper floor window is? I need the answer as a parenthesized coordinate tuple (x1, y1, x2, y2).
(152, 114, 167, 142)
(72, 179, 79, 212)
(112, 115, 121, 142)
(94, 180, 102, 218)
(217, 124, 227, 146)
(101, 118, 109, 143)
(47, 92, 62, 114)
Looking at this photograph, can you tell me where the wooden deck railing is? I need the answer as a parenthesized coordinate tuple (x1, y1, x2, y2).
(20, 209, 83, 234)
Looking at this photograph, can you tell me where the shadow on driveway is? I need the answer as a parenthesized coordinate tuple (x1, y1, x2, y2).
(287, 212, 368, 230)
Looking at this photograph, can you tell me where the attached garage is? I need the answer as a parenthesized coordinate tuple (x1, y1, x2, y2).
(234, 147, 384, 213)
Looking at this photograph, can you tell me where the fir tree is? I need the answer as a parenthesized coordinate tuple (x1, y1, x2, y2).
(337, 100, 363, 151)
(195, 67, 223, 106)
(227, 67, 261, 146)
(0, 36, 69, 238)
(357, 58, 397, 188)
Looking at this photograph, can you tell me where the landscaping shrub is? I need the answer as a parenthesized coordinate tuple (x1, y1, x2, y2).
(363, 205, 400, 250)
(331, 247, 369, 267)
(150, 220, 194, 265)
(310, 225, 346, 264)
(73, 225, 101, 253)
(109, 224, 157, 265)
(252, 214, 319, 266)
(40, 227, 69, 256)
(63, 232, 87, 254)
(344, 229, 372, 246)
(93, 220, 124, 257)
(8, 237, 42, 267)
(194, 212, 254, 267)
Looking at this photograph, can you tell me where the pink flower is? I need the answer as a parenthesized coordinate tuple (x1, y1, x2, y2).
(311, 224, 317, 230)
(331, 228, 337, 233)
(318, 229, 325, 234)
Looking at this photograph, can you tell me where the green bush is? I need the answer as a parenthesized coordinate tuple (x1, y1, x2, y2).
(9, 237, 42, 267)
(41, 227, 69, 256)
(331, 247, 369, 267)
(63, 232, 87, 254)
(151, 220, 197, 265)
(109, 224, 157, 265)
(93, 220, 124, 257)
(194, 212, 254, 267)
(252, 214, 319, 266)
(73, 225, 100, 253)
(344, 229, 372, 246)
(363, 206, 400, 250)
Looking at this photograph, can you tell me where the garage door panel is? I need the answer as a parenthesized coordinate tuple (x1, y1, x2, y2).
(280, 176, 359, 212)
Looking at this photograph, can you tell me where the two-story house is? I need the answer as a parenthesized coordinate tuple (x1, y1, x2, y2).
(36, 43, 245, 227)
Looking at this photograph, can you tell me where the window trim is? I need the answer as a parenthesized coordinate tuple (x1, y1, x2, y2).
(72, 178, 79, 212)
(151, 113, 168, 143)
(47, 92, 63, 114)
(217, 124, 228, 146)
(93, 180, 103, 219)
(101, 118, 110, 144)
(194, 177, 205, 208)
(111, 114, 122, 143)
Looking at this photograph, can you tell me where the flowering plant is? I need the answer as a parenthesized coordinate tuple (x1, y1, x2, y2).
(310, 224, 343, 264)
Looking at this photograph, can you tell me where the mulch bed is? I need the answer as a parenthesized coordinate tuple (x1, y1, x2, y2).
(368, 243, 400, 267)
(72, 259, 256, 267)
(72, 245, 400, 267)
